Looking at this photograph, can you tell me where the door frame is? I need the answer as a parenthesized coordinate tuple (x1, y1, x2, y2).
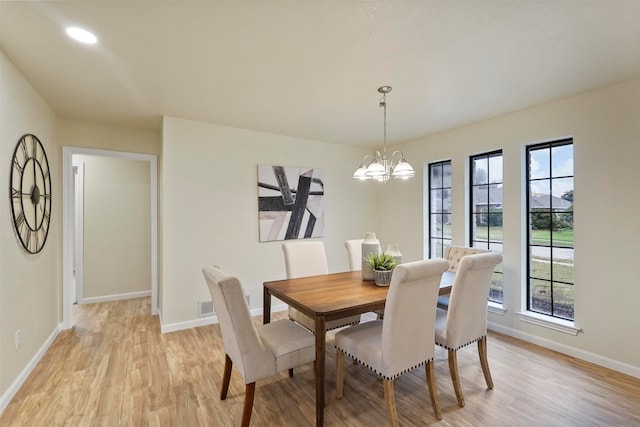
(72, 161, 84, 304)
(62, 147, 158, 329)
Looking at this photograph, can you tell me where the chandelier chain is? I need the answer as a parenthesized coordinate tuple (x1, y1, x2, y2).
(382, 93, 387, 155)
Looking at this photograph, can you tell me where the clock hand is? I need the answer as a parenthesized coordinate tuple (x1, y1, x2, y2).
(33, 141, 37, 185)
(11, 188, 31, 199)
(33, 148, 38, 229)
(34, 171, 39, 228)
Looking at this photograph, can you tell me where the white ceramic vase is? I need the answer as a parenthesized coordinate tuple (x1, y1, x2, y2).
(385, 244, 403, 264)
(361, 232, 381, 280)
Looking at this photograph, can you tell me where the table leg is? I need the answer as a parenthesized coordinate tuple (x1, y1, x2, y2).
(315, 315, 326, 427)
(263, 287, 271, 324)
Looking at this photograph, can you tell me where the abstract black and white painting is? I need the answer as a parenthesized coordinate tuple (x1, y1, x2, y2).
(258, 165, 325, 241)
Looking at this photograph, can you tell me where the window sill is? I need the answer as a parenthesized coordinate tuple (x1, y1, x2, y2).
(516, 311, 581, 336)
(488, 301, 506, 315)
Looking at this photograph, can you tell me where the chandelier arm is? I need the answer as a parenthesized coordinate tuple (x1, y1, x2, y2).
(390, 149, 405, 167)
(359, 154, 375, 167)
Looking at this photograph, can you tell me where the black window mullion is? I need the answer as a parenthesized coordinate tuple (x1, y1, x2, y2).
(548, 147, 555, 317)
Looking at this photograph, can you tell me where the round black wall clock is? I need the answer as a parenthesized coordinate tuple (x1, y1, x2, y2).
(10, 134, 52, 254)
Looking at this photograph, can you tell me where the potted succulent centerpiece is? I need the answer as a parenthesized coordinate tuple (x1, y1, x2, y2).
(365, 252, 398, 286)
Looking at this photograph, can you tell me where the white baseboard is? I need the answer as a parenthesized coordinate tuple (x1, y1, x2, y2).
(161, 315, 218, 334)
(81, 290, 151, 304)
(488, 321, 640, 379)
(0, 324, 62, 415)
(160, 303, 288, 334)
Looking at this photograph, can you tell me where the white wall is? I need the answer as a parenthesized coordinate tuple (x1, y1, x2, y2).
(75, 155, 151, 299)
(57, 118, 160, 155)
(161, 116, 378, 326)
(0, 52, 60, 404)
(379, 79, 640, 371)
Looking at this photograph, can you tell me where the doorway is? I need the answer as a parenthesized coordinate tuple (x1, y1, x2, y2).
(62, 147, 158, 329)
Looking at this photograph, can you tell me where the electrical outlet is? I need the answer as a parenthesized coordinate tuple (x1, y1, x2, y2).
(15, 329, 21, 350)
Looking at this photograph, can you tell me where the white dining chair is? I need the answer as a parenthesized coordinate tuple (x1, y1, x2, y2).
(282, 240, 360, 332)
(202, 266, 315, 427)
(434, 251, 503, 407)
(344, 239, 364, 271)
(335, 259, 450, 426)
(437, 246, 489, 310)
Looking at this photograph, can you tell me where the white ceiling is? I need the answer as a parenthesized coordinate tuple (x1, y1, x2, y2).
(1, 1, 638, 147)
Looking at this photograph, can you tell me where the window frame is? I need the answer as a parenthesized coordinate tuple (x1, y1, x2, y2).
(427, 160, 452, 258)
(525, 138, 574, 321)
(469, 150, 504, 304)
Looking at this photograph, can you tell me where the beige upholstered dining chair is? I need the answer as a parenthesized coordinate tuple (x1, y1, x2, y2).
(344, 239, 364, 271)
(437, 246, 489, 310)
(282, 240, 361, 332)
(202, 266, 315, 427)
(434, 251, 503, 407)
(335, 259, 450, 426)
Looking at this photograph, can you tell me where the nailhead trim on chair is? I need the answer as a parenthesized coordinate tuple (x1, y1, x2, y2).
(331, 320, 362, 329)
(335, 348, 433, 380)
(435, 335, 485, 352)
(290, 317, 361, 334)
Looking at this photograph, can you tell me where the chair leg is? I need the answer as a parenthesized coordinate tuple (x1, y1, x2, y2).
(478, 336, 494, 389)
(448, 349, 465, 407)
(241, 382, 256, 427)
(425, 360, 442, 420)
(383, 379, 399, 427)
(289, 368, 294, 377)
(336, 350, 345, 399)
(221, 354, 233, 400)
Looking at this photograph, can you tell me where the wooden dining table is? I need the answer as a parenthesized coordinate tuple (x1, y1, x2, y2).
(263, 269, 455, 427)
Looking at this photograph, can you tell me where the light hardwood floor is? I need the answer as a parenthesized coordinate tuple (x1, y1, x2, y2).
(1, 297, 638, 426)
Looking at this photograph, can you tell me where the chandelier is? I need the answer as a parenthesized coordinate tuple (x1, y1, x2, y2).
(353, 86, 415, 182)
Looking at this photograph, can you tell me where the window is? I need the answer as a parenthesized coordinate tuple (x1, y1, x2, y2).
(470, 151, 504, 304)
(428, 160, 451, 258)
(526, 139, 574, 320)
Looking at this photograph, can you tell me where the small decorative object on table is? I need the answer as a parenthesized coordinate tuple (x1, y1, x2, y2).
(365, 252, 398, 286)
(385, 244, 403, 264)
(361, 232, 381, 280)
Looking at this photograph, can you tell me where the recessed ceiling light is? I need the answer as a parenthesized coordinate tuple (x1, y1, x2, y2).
(65, 27, 98, 44)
